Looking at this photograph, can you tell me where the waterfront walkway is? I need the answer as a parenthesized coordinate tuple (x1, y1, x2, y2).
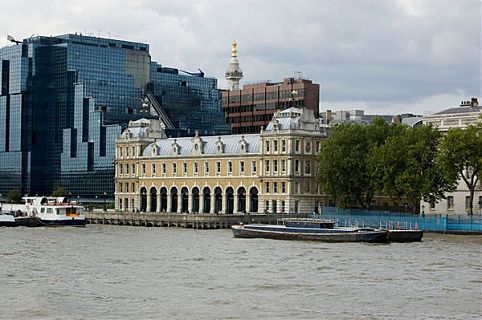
(85, 211, 305, 229)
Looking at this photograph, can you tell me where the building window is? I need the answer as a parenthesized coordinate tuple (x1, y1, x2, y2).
(281, 200, 285, 213)
(295, 140, 300, 153)
(281, 159, 286, 174)
(465, 196, 470, 210)
(265, 201, 270, 212)
(119, 148, 123, 158)
(294, 181, 299, 194)
(132, 183, 135, 193)
(126, 183, 129, 193)
(295, 160, 300, 174)
(447, 196, 454, 210)
(228, 161, 233, 174)
(132, 164, 135, 176)
(252, 161, 257, 174)
(273, 182, 278, 193)
(240, 161, 245, 174)
(194, 162, 198, 174)
(273, 140, 278, 152)
(119, 164, 123, 175)
(142, 163, 146, 175)
(216, 161, 221, 174)
(152, 163, 156, 176)
(172, 163, 177, 175)
(305, 161, 311, 175)
(273, 160, 278, 173)
(294, 200, 299, 213)
(281, 140, 286, 152)
(281, 182, 286, 193)
(265, 140, 270, 153)
(305, 141, 311, 153)
(265, 160, 270, 174)
(162, 162, 166, 174)
(265, 182, 270, 193)
(182, 162, 187, 175)
(479, 196, 482, 209)
(126, 164, 129, 175)
(316, 141, 321, 153)
(205, 162, 209, 175)
(305, 181, 310, 193)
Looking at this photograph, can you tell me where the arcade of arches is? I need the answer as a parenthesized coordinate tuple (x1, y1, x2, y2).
(133, 185, 259, 214)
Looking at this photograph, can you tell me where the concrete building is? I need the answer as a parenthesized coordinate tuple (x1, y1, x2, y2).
(222, 78, 320, 134)
(421, 98, 482, 215)
(114, 107, 325, 214)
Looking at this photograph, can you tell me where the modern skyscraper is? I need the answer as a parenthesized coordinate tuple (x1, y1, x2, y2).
(0, 33, 228, 199)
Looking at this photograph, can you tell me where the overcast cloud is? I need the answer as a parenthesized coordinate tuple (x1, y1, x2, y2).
(0, 0, 480, 114)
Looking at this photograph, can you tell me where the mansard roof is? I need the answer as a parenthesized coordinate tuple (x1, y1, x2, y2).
(143, 134, 260, 157)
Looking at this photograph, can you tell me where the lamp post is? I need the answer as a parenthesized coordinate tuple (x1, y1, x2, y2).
(103, 192, 107, 211)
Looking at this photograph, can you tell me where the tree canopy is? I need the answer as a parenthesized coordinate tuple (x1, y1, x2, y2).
(317, 120, 454, 212)
(7, 189, 22, 203)
(51, 186, 68, 197)
(437, 123, 482, 215)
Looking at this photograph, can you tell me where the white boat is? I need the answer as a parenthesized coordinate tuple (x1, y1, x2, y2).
(0, 212, 16, 227)
(3, 197, 86, 227)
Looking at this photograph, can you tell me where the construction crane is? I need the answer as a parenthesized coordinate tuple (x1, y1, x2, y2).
(7, 35, 21, 45)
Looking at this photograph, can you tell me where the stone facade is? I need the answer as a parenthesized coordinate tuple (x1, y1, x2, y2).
(421, 98, 482, 215)
(114, 108, 325, 214)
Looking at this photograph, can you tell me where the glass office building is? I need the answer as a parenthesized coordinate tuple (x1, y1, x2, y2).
(0, 34, 228, 200)
(150, 64, 229, 136)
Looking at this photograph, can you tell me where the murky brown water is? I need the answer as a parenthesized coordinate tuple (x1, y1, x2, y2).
(0, 226, 481, 320)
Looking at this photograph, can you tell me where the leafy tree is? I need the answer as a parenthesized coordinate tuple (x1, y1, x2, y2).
(51, 186, 68, 197)
(317, 119, 400, 208)
(7, 189, 22, 203)
(437, 124, 482, 215)
(380, 125, 452, 213)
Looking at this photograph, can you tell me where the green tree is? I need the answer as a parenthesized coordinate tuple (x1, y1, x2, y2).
(317, 119, 399, 209)
(7, 189, 22, 203)
(437, 124, 482, 215)
(51, 186, 68, 197)
(380, 125, 451, 213)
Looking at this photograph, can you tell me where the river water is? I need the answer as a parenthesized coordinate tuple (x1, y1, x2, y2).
(0, 226, 481, 320)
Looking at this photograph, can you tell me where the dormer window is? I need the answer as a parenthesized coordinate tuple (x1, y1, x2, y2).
(215, 137, 225, 154)
(171, 139, 180, 156)
(191, 131, 204, 155)
(151, 145, 158, 156)
(239, 136, 248, 153)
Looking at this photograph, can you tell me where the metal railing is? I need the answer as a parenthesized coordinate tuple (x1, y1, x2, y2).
(312, 207, 482, 233)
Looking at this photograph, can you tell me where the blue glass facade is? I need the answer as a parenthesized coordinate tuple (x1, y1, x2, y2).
(150, 64, 230, 136)
(0, 34, 229, 199)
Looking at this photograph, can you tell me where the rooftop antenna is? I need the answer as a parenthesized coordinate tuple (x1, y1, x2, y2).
(7, 35, 21, 45)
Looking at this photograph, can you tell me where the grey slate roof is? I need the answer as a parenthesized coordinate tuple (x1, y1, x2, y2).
(143, 134, 261, 157)
(434, 106, 482, 115)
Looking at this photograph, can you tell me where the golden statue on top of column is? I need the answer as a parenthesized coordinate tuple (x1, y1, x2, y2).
(231, 40, 238, 57)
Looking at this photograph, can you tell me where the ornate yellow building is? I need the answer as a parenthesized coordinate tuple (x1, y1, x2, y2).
(114, 107, 325, 214)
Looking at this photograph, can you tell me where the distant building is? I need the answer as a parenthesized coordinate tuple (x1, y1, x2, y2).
(421, 98, 482, 215)
(319, 109, 394, 125)
(423, 97, 481, 132)
(0, 33, 228, 200)
(222, 78, 320, 134)
(114, 107, 325, 214)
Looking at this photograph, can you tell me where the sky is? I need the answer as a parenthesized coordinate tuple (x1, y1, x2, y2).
(0, 0, 480, 115)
